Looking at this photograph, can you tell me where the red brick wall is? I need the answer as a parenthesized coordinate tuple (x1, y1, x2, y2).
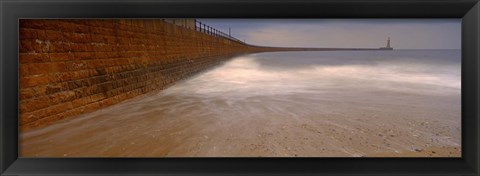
(19, 19, 263, 130)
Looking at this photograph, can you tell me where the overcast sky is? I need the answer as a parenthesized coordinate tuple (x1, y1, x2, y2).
(198, 19, 461, 49)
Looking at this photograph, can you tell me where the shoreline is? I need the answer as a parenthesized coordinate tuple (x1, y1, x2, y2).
(19, 51, 460, 158)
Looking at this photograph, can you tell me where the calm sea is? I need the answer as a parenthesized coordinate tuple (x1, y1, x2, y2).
(161, 49, 461, 109)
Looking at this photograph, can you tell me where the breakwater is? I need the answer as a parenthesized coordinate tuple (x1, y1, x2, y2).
(19, 19, 277, 130)
(18, 19, 391, 130)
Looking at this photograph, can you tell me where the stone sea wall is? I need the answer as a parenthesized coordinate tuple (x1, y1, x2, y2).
(19, 19, 265, 130)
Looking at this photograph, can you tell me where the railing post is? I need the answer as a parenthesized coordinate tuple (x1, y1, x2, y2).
(198, 21, 201, 32)
(192, 21, 247, 44)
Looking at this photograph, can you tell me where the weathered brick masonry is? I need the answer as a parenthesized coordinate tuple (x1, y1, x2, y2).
(19, 19, 267, 130)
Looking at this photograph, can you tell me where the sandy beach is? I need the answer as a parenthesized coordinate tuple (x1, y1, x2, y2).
(19, 90, 461, 157)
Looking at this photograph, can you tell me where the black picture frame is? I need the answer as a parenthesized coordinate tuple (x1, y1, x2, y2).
(1, 0, 479, 175)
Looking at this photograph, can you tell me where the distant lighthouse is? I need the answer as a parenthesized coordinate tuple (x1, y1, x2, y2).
(386, 37, 391, 48)
(380, 37, 393, 50)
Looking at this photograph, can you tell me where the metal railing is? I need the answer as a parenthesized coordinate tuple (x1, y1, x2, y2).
(195, 20, 246, 45)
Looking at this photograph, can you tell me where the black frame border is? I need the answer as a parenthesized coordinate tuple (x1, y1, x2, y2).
(1, 0, 479, 175)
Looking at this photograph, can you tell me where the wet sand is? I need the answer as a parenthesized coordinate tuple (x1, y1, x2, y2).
(20, 51, 461, 157)
(19, 90, 461, 157)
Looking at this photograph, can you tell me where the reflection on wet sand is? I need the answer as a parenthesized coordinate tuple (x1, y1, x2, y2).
(20, 50, 461, 157)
